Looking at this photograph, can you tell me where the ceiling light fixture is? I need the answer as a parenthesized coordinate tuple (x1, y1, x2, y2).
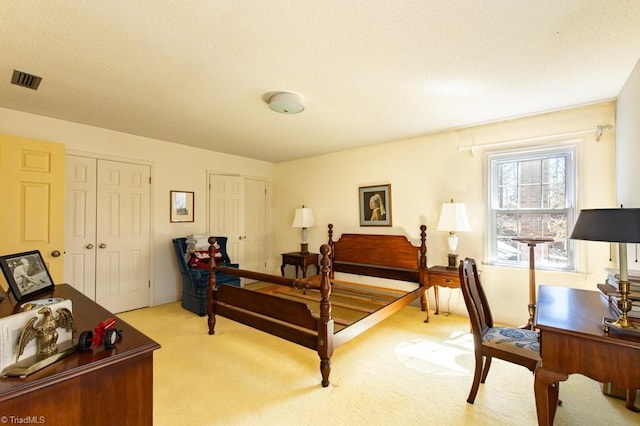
(268, 92, 304, 114)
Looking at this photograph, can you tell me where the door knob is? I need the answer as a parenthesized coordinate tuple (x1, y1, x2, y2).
(51, 250, 61, 257)
(86, 244, 95, 249)
(99, 243, 107, 249)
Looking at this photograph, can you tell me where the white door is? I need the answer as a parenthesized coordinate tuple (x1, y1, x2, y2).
(64, 155, 151, 313)
(208, 174, 243, 263)
(64, 156, 98, 299)
(207, 174, 267, 271)
(243, 178, 267, 272)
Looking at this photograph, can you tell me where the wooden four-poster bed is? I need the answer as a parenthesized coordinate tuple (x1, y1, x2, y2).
(206, 224, 429, 386)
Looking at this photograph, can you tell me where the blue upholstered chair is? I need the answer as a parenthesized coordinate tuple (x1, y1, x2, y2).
(172, 237, 240, 316)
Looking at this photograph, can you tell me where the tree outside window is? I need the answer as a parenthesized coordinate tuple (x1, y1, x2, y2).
(487, 146, 576, 270)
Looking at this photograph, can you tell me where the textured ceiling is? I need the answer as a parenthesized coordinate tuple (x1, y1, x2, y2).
(1, 1, 639, 163)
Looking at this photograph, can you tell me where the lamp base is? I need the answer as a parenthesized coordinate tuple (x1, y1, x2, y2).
(603, 316, 640, 334)
(300, 243, 309, 254)
(446, 253, 458, 269)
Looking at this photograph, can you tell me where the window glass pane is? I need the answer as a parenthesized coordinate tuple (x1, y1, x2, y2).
(498, 163, 518, 208)
(487, 147, 575, 270)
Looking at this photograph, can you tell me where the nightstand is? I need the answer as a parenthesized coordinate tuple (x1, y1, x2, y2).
(280, 252, 319, 278)
(427, 266, 461, 315)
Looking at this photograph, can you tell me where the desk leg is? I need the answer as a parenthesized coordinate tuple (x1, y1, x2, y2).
(534, 367, 567, 426)
(280, 263, 286, 277)
(434, 286, 440, 315)
(626, 389, 640, 412)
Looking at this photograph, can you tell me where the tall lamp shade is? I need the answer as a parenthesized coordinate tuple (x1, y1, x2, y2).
(570, 207, 640, 331)
(292, 206, 315, 254)
(436, 200, 471, 269)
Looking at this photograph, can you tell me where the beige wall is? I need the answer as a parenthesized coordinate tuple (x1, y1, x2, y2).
(616, 57, 640, 208)
(0, 101, 620, 326)
(274, 102, 616, 326)
(0, 107, 275, 305)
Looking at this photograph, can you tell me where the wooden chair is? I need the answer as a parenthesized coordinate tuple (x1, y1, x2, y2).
(458, 257, 541, 403)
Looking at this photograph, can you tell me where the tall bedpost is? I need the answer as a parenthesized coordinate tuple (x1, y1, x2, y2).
(207, 236, 218, 335)
(317, 244, 334, 387)
(327, 224, 335, 279)
(419, 225, 431, 322)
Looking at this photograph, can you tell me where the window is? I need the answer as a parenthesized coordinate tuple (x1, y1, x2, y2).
(486, 146, 576, 270)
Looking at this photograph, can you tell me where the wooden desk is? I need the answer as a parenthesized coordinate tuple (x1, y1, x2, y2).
(280, 252, 319, 278)
(534, 285, 640, 425)
(0, 284, 160, 425)
(427, 266, 461, 315)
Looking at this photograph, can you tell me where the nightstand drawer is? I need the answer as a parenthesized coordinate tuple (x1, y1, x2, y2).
(429, 273, 460, 288)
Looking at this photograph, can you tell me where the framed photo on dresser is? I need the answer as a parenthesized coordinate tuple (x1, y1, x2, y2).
(0, 250, 55, 302)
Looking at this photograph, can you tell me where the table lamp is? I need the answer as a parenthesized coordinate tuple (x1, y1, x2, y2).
(436, 199, 471, 269)
(292, 206, 315, 254)
(570, 207, 640, 332)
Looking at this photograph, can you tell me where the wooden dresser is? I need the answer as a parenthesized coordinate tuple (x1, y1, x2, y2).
(0, 284, 160, 425)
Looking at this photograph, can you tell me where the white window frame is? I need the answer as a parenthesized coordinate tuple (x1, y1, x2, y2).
(485, 144, 577, 271)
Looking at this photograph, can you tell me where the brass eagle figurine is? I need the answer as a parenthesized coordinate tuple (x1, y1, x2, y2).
(16, 306, 76, 363)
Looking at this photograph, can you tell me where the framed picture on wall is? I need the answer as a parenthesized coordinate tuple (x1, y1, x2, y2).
(0, 250, 55, 302)
(359, 184, 392, 226)
(170, 190, 194, 223)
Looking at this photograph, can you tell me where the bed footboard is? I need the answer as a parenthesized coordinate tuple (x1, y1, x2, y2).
(207, 239, 335, 387)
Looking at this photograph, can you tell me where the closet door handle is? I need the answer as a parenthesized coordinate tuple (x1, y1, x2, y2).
(99, 243, 107, 249)
(51, 250, 61, 257)
(86, 244, 94, 249)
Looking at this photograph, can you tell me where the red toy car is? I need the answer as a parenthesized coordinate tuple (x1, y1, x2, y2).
(77, 317, 123, 351)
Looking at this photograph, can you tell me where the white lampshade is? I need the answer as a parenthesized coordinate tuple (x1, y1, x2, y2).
(436, 202, 471, 233)
(292, 207, 316, 229)
(436, 201, 471, 268)
(292, 206, 315, 254)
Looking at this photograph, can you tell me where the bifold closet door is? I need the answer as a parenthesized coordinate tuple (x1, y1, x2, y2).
(208, 174, 267, 274)
(65, 155, 151, 312)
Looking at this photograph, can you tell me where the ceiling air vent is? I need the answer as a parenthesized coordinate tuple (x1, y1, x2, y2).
(11, 70, 42, 90)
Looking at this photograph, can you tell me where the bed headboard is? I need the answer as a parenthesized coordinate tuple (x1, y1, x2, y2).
(327, 224, 427, 284)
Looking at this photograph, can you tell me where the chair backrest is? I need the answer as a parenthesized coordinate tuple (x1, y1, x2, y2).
(171, 236, 233, 272)
(172, 238, 190, 274)
(213, 236, 232, 264)
(459, 258, 494, 337)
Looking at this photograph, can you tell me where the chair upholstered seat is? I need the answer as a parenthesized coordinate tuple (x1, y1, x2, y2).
(482, 327, 541, 360)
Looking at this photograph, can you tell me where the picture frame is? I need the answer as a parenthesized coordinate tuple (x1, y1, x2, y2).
(0, 250, 55, 302)
(359, 184, 392, 226)
(170, 190, 194, 223)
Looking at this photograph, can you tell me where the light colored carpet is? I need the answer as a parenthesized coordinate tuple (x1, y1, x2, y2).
(119, 302, 638, 425)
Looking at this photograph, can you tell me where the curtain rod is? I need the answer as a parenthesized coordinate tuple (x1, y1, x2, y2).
(458, 124, 613, 155)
